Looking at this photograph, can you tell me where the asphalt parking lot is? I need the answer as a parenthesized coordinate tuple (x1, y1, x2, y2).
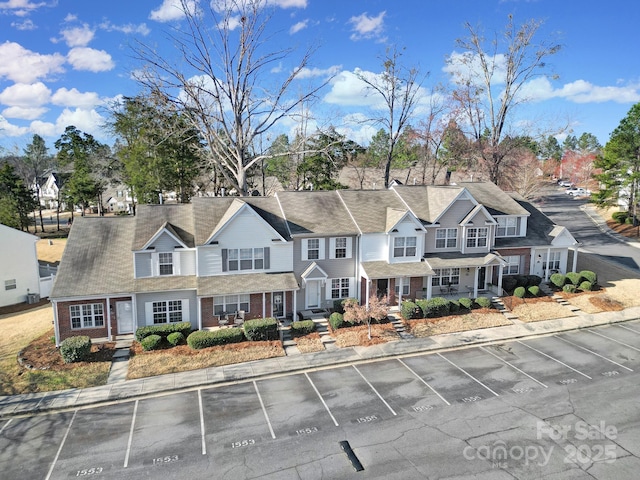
(3, 321, 640, 479)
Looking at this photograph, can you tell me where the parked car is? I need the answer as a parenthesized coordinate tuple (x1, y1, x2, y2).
(569, 187, 591, 197)
(565, 187, 580, 195)
(558, 179, 573, 187)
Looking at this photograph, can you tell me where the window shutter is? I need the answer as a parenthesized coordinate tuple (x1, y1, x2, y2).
(302, 239, 308, 261)
(318, 238, 325, 260)
(222, 249, 228, 272)
(346, 237, 352, 259)
(264, 247, 270, 269)
(181, 299, 190, 322)
(173, 251, 181, 275)
(144, 302, 152, 325)
(329, 238, 336, 259)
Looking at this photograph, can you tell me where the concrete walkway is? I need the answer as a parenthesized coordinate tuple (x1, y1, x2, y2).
(2, 304, 639, 417)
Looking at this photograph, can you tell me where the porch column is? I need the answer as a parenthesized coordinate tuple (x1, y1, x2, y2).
(397, 277, 403, 305)
(571, 247, 578, 272)
(52, 300, 60, 346)
(365, 278, 370, 308)
(546, 246, 552, 280)
(197, 297, 202, 330)
(293, 290, 297, 320)
(473, 267, 478, 297)
(498, 265, 504, 295)
(262, 292, 266, 318)
(106, 297, 112, 340)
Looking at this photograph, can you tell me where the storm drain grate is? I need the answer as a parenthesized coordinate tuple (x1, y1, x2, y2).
(339, 440, 364, 472)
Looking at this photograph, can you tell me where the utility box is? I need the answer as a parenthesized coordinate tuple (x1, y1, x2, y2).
(27, 293, 40, 304)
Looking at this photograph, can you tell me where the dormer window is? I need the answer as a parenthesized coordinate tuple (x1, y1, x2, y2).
(466, 227, 488, 248)
(159, 252, 173, 275)
(497, 217, 518, 237)
(393, 236, 417, 257)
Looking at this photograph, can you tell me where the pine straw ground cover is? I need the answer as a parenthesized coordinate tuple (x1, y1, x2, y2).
(331, 323, 400, 348)
(126, 340, 285, 379)
(406, 309, 511, 337)
(293, 332, 325, 353)
(502, 296, 576, 322)
(559, 279, 640, 314)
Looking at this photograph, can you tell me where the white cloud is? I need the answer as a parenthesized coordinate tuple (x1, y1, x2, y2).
(515, 77, 640, 104)
(294, 65, 341, 79)
(60, 24, 95, 47)
(54, 108, 105, 135)
(67, 47, 115, 72)
(323, 69, 382, 107)
(2, 106, 48, 120)
(443, 50, 508, 86)
(51, 87, 102, 108)
(0, 115, 29, 137)
(149, 0, 198, 22)
(0, 41, 65, 83)
(0, 82, 51, 107)
(289, 19, 308, 34)
(99, 20, 151, 36)
(270, 62, 283, 74)
(0, 0, 50, 17)
(267, 0, 307, 7)
(29, 119, 56, 137)
(11, 19, 36, 30)
(348, 11, 385, 41)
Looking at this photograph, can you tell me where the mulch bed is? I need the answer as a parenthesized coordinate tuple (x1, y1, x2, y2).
(502, 295, 555, 311)
(0, 299, 50, 316)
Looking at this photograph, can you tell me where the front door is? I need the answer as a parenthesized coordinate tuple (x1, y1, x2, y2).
(376, 278, 388, 298)
(478, 267, 486, 289)
(272, 291, 284, 318)
(305, 280, 321, 309)
(116, 301, 134, 334)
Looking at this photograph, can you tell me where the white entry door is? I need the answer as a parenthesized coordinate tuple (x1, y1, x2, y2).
(305, 280, 321, 309)
(116, 301, 134, 334)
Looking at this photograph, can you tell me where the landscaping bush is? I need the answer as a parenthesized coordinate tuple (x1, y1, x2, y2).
(458, 297, 473, 310)
(291, 320, 316, 336)
(550, 273, 566, 288)
(141, 334, 162, 351)
(579, 281, 593, 292)
(333, 299, 345, 314)
(135, 322, 192, 342)
(474, 297, 492, 309)
(187, 328, 245, 349)
(401, 301, 422, 320)
(513, 286, 526, 298)
(579, 270, 597, 285)
(563, 284, 578, 294)
(449, 300, 460, 313)
(167, 331, 185, 346)
(528, 285, 541, 297)
(626, 216, 634, 224)
(527, 275, 542, 287)
(612, 211, 628, 224)
(329, 312, 345, 330)
(565, 272, 583, 286)
(502, 276, 518, 293)
(60, 335, 92, 363)
(423, 297, 450, 318)
(243, 317, 279, 341)
(514, 275, 529, 288)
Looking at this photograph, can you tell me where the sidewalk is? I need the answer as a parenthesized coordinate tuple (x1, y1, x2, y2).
(2, 305, 640, 417)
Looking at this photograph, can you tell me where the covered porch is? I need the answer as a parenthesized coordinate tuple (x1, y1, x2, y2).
(197, 272, 299, 328)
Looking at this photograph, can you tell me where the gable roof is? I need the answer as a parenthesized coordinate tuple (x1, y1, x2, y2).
(392, 185, 464, 224)
(456, 182, 529, 216)
(51, 216, 135, 298)
(337, 189, 407, 233)
(276, 190, 358, 236)
(133, 204, 194, 250)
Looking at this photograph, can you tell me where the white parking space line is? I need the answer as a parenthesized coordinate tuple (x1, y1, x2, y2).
(198, 389, 206, 455)
(616, 324, 640, 336)
(0, 418, 11, 434)
(587, 329, 640, 352)
(437, 353, 500, 397)
(397, 358, 451, 406)
(253, 381, 276, 439)
(555, 335, 634, 372)
(123, 399, 138, 468)
(517, 341, 592, 379)
(479, 347, 548, 388)
(352, 365, 397, 416)
(44, 409, 77, 480)
(305, 372, 339, 426)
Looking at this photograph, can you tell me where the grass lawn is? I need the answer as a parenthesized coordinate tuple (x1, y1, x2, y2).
(36, 238, 67, 263)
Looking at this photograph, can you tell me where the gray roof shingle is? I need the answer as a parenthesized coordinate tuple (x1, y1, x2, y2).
(276, 190, 358, 236)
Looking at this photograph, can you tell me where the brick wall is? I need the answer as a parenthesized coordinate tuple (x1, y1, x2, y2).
(56, 299, 108, 342)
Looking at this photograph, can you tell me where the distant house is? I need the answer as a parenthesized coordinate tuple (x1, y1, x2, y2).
(0, 224, 41, 307)
(50, 182, 579, 345)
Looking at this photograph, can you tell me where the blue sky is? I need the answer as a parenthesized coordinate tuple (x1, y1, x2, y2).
(1, 0, 639, 152)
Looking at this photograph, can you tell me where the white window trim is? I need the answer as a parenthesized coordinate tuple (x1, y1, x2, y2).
(431, 268, 460, 286)
(145, 299, 189, 324)
(152, 251, 181, 276)
(228, 247, 265, 271)
(504, 255, 520, 275)
(327, 277, 352, 300)
(70, 303, 105, 329)
(496, 217, 518, 237)
(329, 237, 352, 259)
(213, 294, 251, 315)
(303, 238, 325, 261)
(466, 227, 488, 248)
(435, 228, 458, 249)
(393, 236, 418, 258)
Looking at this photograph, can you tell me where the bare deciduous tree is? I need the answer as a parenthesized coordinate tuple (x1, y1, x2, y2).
(447, 15, 561, 185)
(133, 0, 332, 196)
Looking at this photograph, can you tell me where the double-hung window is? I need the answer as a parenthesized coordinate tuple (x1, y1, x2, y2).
(335, 237, 347, 258)
(330, 278, 350, 299)
(504, 255, 520, 275)
(70, 303, 104, 329)
(152, 300, 183, 324)
(227, 248, 266, 271)
(158, 252, 173, 275)
(213, 295, 250, 315)
(497, 217, 518, 237)
(393, 236, 417, 258)
(435, 228, 457, 249)
(466, 227, 488, 248)
(431, 268, 460, 287)
(307, 239, 320, 260)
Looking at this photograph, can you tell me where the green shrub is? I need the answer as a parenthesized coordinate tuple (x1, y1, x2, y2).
(474, 297, 492, 309)
(60, 336, 92, 363)
(579, 281, 593, 291)
(141, 334, 162, 351)
(291, 320, 316, 336)
(514, 275, 529, 288)
(550, 273, 566, 288)
(579, 270, 597, 285)
(502, 276, 518, 293)
(449, 300, 460, 313)
(167, 331, 185, 346)
(329, 312, 345, 330)
(333, 299, 345, 314)
(135, 321, 192, 342)
(458, 297, 473, 310)
(514, 286, 526, 298)
(565, 272, 583, 286)
(612, 211, 628, 224)
(527, 275, 542, 287)
(401, 301, 422, 320)
(187, 328, 245, 349)
(625, 216, 634, 224)
(563, 284, 578, 294)
(243, 317, 279, 341)
(423, 297, 450, 318)
(528, 285, 541, 297)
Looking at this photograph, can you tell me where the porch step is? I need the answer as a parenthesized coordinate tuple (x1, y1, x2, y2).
(388, 314, 414, 339)
(490, 296, 519, 321)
